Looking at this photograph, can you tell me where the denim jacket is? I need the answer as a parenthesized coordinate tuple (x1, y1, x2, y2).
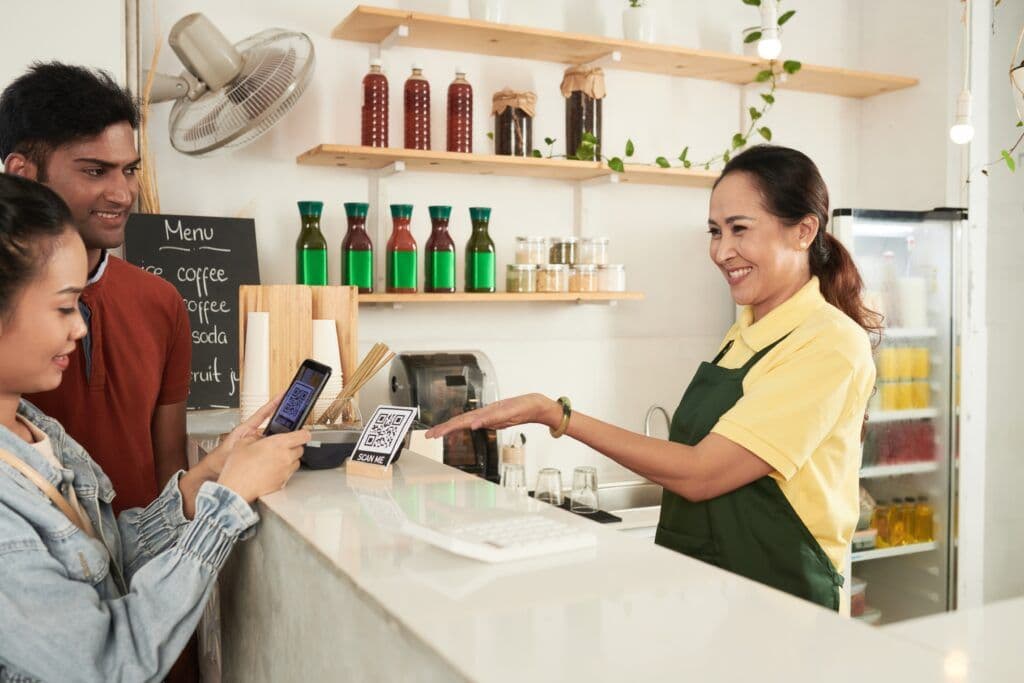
(0, 401, 258, 683)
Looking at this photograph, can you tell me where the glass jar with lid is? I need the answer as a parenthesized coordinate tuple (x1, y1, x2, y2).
(506, 264, 537, 293)
(579, 237, 609, 266)
(549, 237, 578, 266)
(569, 265, 599, 292)
(537, 264, 569, 293)
(598, 264, 626, 292)
(515, 236, 549, 265)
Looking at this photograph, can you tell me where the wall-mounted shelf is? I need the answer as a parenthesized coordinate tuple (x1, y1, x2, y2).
(852, 542, 938, 563)
(359, 291, 644, 305)
(860, 461, 939, 479)
(296, 145, 719, 189)
(869, 408, 940, 424)
(332, 6, 918, 99)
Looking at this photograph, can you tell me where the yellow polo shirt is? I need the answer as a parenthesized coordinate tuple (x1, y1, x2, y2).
(710, 277, 875, 571)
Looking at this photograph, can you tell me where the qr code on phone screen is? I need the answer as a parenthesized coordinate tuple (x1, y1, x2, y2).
(363, 411, 408, 452)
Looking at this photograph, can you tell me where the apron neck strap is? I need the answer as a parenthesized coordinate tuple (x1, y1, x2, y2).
(714, 332, 793, 369)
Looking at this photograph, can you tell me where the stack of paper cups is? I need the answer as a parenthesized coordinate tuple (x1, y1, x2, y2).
(240, 312, 270, 422)
(311, 319, 344, 422)
(897, 277, 928, 329)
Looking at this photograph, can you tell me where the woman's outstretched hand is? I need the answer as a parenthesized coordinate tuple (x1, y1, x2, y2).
(424, 393, 561, 438)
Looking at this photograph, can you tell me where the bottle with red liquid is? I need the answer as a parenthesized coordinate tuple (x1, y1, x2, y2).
(341, 202, 374, 294)
(361, 59, 389, 147)
(404, 65, 431, 150)
(424, 205, 456, 292)
(386, 204, 418, 293)
(446, 68, 472, 153)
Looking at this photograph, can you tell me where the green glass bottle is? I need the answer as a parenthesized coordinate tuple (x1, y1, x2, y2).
(341, 202, 374, 293)
(386, 204, 418, 293)
(425, 205, 456, 293)
(465, 206, 496, 293)
(296, 201, 328, 285)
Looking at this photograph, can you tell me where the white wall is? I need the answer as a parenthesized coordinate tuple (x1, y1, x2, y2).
(984, 1, 1024, 604)
(132, 0, 951, 488)
(0, 1, 124, 94)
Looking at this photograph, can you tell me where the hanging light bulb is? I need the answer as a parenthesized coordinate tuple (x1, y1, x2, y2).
(758, 0, 782, 60)
(949, 89, 974, 145)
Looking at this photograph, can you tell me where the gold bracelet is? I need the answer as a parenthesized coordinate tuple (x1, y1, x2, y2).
(549, 396, 572, 438)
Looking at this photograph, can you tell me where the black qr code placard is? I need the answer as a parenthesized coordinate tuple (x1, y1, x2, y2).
(352, 405, 418, 466)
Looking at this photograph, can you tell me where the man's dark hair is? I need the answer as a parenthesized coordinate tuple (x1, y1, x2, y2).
(0, 62, 140, 179)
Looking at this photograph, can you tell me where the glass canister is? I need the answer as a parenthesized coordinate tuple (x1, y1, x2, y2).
(579, 236, 609, 265)
(425, 205, 456, 293)
(569, 264, 599, 292)
(597, 264, 626, 292)
(446, 68, 473, 153)
(561, 66, 605, 159)
(296, 201, 328, 285)
(341, 202, 373, 293)
(537, 264, 569, 293)
(492, 89, 536, 157)
(404, 64, 431, 150)
(515, 236, 548, 265)
(549, 237, 578, 266)
(386, 204, 417, 293)
(465, 207, 496, 293)
(506, 264, 537, 293)
(361, 59, 388, 147)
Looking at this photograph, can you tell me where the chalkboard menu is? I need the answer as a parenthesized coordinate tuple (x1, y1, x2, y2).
(124, 214, 260, 410)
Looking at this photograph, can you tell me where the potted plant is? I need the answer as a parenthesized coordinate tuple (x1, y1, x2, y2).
(468, 0, 505, 23)
(622, 0, 656, 43)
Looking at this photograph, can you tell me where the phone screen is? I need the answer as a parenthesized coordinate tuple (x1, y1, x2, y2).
(264, 360, 332, 435)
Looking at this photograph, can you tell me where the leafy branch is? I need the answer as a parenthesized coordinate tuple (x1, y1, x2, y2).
(981, 120, 1023, 175)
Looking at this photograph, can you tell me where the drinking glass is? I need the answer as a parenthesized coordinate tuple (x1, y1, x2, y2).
(570, 466, 599, 514)
(500, 463, 527, 494)
(535, 468, 563, 505)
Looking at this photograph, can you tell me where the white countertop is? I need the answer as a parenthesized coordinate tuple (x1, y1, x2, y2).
(256, 452, 983, 682)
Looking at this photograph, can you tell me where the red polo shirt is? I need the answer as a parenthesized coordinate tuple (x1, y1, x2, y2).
(27, 254, 191, 512)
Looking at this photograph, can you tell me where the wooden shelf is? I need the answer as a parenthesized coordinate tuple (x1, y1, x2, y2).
(297, 145, 719, 188)
(333, 6, 918, 99)
(852, 542, 938, 563)
(358, 291, 644, 304)
(860, 461, 939, 479)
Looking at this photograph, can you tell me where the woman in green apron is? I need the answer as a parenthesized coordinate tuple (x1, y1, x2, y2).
(427, 145, 880, 611)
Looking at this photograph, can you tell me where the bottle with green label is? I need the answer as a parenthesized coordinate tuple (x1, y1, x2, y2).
(465, 207, 496, 293)
(386, 204, 418, 293)
(341, 202, 374, 293)
(425, 205, 456, 293)
(296, 201, 328, 286)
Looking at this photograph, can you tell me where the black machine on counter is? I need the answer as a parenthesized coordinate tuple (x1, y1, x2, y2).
(389, 351, 500, 482)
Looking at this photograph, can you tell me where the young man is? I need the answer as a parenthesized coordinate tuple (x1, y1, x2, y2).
(0, 63, 191, 513)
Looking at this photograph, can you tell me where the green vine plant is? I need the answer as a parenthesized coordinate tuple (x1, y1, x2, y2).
(628, 0, 646, 7)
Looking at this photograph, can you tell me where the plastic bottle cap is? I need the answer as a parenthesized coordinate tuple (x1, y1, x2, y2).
(455, 66, 466, 75)
(412, 63, 423, 70)
(370, 58, 382, 67)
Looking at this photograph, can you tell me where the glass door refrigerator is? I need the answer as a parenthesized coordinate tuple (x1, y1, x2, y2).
(831, 208, 966, 625)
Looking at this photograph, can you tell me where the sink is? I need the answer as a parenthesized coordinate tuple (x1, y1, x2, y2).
(597, 481, 663, 512)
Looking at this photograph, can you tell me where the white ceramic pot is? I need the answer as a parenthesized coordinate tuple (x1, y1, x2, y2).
(622, 6, 656, 43)
(1011, 65, 1024, 121)
(469, 0, 505, 23)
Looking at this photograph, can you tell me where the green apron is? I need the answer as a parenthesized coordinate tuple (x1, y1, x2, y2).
(654, 335, 844, 610)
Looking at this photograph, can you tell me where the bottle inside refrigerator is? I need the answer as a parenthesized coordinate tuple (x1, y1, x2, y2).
(832, 208, 965, 625)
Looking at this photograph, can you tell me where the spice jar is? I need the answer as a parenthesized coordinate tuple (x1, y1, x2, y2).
(537, 264, 569, 293)
(515, 236, 548, 265)
(579, 237, 609, 265)
(569, 265, 599, 293)
(549, 237, 578, 266)
(597, 264, 626, 292)
(506, 264, 537, 293)
(561, 66, 605, 159)
(492, 89, 536, 157)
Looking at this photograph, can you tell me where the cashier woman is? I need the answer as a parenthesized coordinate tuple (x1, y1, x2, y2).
(428, 145, 879, 611)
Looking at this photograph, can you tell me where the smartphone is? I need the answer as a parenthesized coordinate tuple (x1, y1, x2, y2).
(263, 359, 333, 436)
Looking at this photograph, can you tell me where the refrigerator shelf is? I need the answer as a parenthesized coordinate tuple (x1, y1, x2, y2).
(852, 542, 938, 563)
(868, 408, 940, 423)
(882, 327, 938, 340)
(860, 461, 939, 478)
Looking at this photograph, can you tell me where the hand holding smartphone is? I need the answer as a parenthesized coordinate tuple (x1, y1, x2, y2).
(263, 359, 333, 436)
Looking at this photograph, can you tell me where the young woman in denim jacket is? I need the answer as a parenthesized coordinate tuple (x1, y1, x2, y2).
(0, 174, 310, 682)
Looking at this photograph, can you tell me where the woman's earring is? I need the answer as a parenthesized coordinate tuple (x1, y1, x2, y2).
(800, 241, 807, 249)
